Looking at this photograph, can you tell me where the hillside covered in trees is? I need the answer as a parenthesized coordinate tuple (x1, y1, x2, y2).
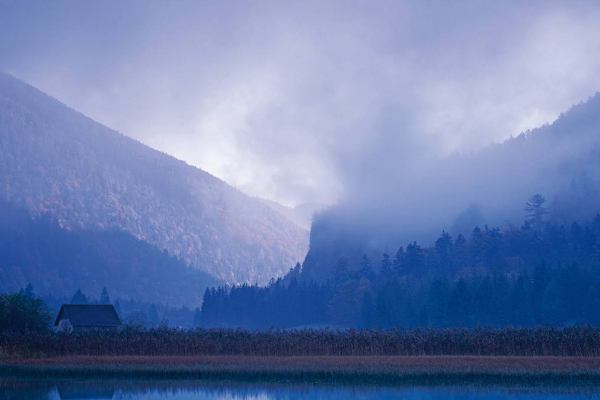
(0, 201, 219, 306)
(199, 93, 600, 329)
(0, 73, 308, 284)
(200, 200, 600, 329)
(300, 93, 600, 282)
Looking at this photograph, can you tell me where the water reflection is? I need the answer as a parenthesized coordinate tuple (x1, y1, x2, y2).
(1, 380, 600, 400)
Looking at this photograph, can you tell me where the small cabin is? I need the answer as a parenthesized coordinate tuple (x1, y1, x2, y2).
(54, 304, 122, 333)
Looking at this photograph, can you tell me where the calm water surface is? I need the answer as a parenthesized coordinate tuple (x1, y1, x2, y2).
(1, 380, 599, 400)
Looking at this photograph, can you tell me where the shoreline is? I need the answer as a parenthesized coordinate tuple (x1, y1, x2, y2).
(3, 356, 600, 386)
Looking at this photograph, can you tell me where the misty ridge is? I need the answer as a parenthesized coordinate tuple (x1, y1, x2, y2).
(7, 3, 600, 395)
(200, 94, 600, 330)
(0, 72, 307, 292)
(1, 70, 599, 301)
(1, 0, 600, 324)
(303, 92, 600, 279)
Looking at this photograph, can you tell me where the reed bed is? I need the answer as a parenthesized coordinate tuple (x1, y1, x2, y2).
(2, 326, 600, 358)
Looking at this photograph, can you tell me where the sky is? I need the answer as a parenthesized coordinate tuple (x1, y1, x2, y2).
(1, 0, 600, 206)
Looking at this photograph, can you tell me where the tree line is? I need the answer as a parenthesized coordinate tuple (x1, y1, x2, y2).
(45, 286, 197, 329)
(0, 284, 51, 334)
(200, 196, 600, 329)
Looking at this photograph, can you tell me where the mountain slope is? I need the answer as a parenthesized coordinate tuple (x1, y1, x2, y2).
(0, 73, 308, 284)
(0, 201, 219, 306)
(300, 93, 600, 282)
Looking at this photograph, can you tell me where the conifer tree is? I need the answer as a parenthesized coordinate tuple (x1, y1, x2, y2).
(524, 194, 548, 230)
(358, 254, 375, 281)
(435, 231, 454, 268)
(99, 287, 111, 304)
(70, 289, 88, 305)
(24, 283, 35, 298)
(332, 257, 351, 288)
(393, 247, 404, 274)
(379, 253, 393, 278)
(404, 242, 425, 273)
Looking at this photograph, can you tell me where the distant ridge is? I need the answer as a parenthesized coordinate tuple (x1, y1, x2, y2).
(300, 92, 600, 282)
(0, 72, 309, 284)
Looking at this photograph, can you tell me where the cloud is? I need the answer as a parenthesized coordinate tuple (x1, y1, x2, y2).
(1, 0, 600, 206)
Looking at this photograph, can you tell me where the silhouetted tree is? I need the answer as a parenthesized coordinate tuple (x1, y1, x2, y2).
(358, 254, 375, 281)
(332, 257, 351, 288)
(379, 253, 393, 278)
(393, 247, 404, 275)
(70, 289, 88, 305)
(525, 194, 548, 230)
(404, 242, 425, 274)
(435, 231, 454, 269)
(99, 287, 111, 304)
(23, 283, 35, 298)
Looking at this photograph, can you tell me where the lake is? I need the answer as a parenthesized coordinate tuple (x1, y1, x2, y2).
(2, 380, 600, 400)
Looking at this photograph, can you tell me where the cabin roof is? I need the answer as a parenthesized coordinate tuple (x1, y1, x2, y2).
(54, 304, 122, 327)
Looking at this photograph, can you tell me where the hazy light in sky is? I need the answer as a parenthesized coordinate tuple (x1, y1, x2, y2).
(1, 0, 600, 206)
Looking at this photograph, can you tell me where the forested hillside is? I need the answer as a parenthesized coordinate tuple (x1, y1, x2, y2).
(200, 204, 600, 328)
(198, 93, 600, 329)
(0, 201, 218, 306)
(300, 93, 600, 282)
(0, 73, 308, 284)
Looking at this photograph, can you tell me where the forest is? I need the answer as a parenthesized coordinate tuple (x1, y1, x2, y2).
(0, 200, 219, 305)
(0, 71, 308, 286)
(200, 195, 600, 329)
(5, 284, 600, 360)
(4, 194, 600, 332)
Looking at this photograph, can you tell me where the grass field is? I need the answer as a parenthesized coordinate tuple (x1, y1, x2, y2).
(2, 356, 600, 385)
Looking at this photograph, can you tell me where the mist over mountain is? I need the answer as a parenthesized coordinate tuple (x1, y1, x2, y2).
(0, 73, 308, 284)
(201, 95, 600, 329)
(259, 199, 328, 231)
(301, 93, 600, 281)
(4, 1, 600, 208)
